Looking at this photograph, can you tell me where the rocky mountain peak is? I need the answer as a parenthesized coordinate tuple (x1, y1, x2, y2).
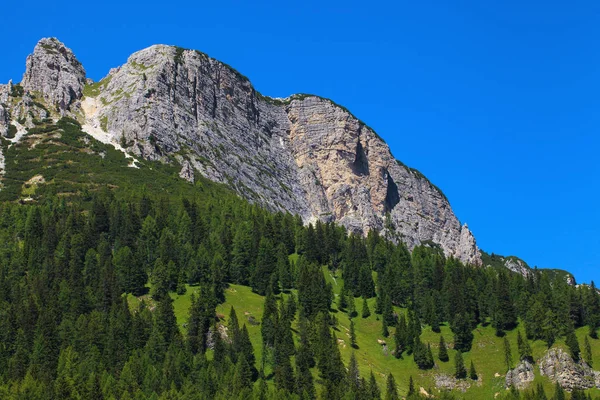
(6, 39, 483, 265)
(22, 37, 86, 113)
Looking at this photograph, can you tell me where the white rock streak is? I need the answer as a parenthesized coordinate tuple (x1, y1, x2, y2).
(81, 97, 139, 168)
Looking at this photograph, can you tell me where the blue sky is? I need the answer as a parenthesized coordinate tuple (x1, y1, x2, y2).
(2, 0, 599, 282)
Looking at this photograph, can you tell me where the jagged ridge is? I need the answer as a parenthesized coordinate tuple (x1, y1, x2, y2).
(0, 38, 481, 265)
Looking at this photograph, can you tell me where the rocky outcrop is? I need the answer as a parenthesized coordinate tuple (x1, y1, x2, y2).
(504, 258, 531, 277)
(434, 374, 471, 392)
(3, 38, 483, 264)
(505, 360, 535, 389)
(22, 38, 86, 113)
(0, 104, 9, 137)
(539, 348, 600, 391)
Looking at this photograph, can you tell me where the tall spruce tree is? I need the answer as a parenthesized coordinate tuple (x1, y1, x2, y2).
(385, 373, 399, 400)
(439, 335, 449, 362)
(362, 296, 371, 318)
(455, 351, 467, 379)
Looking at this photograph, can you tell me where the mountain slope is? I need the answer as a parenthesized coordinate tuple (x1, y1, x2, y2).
(0, 38, 481, 263)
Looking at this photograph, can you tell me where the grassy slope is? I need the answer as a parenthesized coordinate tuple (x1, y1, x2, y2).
(0, 118, 230, 203)
(161, 269, 600, 399)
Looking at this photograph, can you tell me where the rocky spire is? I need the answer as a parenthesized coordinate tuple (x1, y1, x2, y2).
(22, 37, 86, 113)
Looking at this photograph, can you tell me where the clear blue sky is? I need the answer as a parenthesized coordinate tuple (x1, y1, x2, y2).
(2, 0, 599, 283)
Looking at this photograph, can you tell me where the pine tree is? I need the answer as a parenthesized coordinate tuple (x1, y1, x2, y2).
(494, 270, 517, 335)
(584, 335, 593, 367)
(350, 319, 358, 349)
(348, 292, 357, 318)
(469, 361, 478, 380)
(369, 371, 381, 400)
(338, 283, 349, 311)
(252, 238, 276, 295)
(517, 330, 533, 362)
(347, 353, 361, 395)
(455, 351, 467, 379)
(542, 309, 558, 348)
(565, 327, 581, 362)
(277, 243, 293, 291)
(407, 376, 415, 397)
(452, 313, 474, 352)
(239, 325, 256, 377)
(553, 381, 566, 400)
(296, 332, 316, 400)
(533, 382, 547, 400)
(362, 296, 371, 318)
(230, 223, 253, 285)
(382, 318, 389, 337)
(438, 335, 449, 362)
(413, 339, 434, 370)
(385, 373, 399, 400)
(504, 337, 513, 371)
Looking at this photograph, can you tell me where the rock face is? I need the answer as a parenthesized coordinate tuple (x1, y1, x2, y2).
(505, 360, 535, 389)
(5, 38, 482, 264)
(21, 38, 86, 113)
(434, 374, 471, 392)
(504, 258, 531, 277)
(539, 348, 600, 391)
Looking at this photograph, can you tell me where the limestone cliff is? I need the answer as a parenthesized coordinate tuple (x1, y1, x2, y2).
(2, 38, 482, 265)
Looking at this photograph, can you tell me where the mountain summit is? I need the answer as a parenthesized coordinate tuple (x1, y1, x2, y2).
(0, 37, 480, 265)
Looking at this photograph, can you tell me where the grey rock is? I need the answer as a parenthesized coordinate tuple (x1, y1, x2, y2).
(81, 44, 481, 264)
(11, 93, 49, 128)
(539, 348, 599, 391)
(5, 39, 483, 264)
(21, 37, 86, 113)
(178, 159, 195, 183)
(0, 103, 9, 137)
(434, 374, 471, 392)
(504, 258, 531, 277)
(505, 360, 535, 389)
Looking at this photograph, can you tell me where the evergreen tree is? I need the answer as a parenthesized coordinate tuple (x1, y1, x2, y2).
(276, 243, 293, 291)
(350, 319, 358, 349)
(362, 296, 371, 318)
(382, 318, 389, 338)
(542, 309, 558, 348)
(553, 381, 566, 400)
(504, 337, 513, 371)
(296, 331, 316, 400)
(347, 353, 361, 396)
(455, 351, 467, 379)
(413, 339, 434, 370)
(452, 313, 474, 352)
(230, 223, 254, 285)
(439, 335, 449, 362)
(517, 330, 533, 363)
(469, 361, 478, 380)
(407, 376, 415, 397)
(494, 270, 517, 335)
(338, 283, 349, 311)
(565, 327, 581, 362)
(584, 335, 593, 367)
(369, 371, 381, 400)
(394, 317, 407, 359)
(252, 238, 276, 295)
(385, 373, 399, 400)
(535, 382, 547, 400)
(348, 292, 357, 318)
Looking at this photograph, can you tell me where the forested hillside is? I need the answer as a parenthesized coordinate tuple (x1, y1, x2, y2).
(0, 121, 599, 399)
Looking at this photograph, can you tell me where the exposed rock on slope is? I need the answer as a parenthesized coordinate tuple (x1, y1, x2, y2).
(505, 360, 535, 389)
(3, 38, 482, 264)
(21, 38, 86, 113)
(539, 348, 600, 391)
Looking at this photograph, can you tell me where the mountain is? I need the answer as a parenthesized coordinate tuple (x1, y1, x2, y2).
(0, 37, 480, 265)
